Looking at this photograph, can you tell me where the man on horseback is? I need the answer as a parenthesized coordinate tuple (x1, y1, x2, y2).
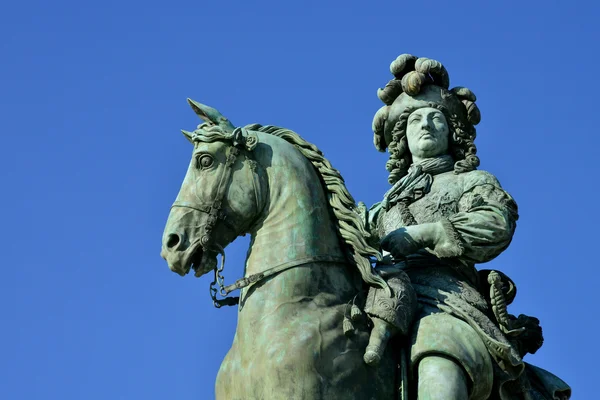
(160, 54, 571, 400)
(363, 54, 571, 399)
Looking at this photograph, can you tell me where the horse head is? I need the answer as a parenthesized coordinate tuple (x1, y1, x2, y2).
(161, 100, 264, 278)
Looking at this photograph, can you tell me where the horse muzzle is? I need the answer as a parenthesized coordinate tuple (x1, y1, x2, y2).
(161, 231, 219, 277)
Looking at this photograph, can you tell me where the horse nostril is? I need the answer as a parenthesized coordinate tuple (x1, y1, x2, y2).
(166, 233, 181, 249)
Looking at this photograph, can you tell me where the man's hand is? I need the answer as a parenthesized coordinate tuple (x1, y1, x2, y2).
(381, 228, 422, 259)
(380, 223, 443, 259)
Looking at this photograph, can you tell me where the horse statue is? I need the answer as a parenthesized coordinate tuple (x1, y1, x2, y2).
(160, 97, 571, 399)
(160, 99, 397, 399)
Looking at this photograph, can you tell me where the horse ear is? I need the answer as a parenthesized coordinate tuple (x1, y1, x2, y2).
(187, 98, 236, 132)
(181, 130, 195, 144)
(187, 98, 217, 124)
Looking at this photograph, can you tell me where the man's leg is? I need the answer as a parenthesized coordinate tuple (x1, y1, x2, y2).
(417, 355, 469, 400)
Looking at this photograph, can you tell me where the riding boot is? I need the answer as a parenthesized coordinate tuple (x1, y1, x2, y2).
(363, 269, 417, 366)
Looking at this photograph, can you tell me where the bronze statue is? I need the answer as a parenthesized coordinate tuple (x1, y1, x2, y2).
(160, 54, 571, 399)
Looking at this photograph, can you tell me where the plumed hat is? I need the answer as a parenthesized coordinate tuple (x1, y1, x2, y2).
(373, 54, 481, 152)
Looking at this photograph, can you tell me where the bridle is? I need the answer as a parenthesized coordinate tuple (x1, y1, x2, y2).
(171, 127, 259, 308)
(172, 140, 242, 249)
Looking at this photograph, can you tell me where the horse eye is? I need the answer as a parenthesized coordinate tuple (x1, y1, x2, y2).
(197, 154, 214, 169)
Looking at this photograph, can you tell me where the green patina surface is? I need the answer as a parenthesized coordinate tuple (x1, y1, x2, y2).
(160, 54, 571, 399)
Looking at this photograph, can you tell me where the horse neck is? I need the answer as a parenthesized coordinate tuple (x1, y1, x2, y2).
(245, 133, 347, 276)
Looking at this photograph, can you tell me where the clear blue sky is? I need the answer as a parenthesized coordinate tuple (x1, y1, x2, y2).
(1, 1, 597, 398)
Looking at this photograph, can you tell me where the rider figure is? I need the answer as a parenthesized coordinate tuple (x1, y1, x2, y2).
(363, 54, 570, 399)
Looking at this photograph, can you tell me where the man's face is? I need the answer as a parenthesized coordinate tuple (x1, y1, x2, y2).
(406, 107, 449, 160)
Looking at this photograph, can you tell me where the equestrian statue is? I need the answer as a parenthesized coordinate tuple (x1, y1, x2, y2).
(160, 54, 571, 399)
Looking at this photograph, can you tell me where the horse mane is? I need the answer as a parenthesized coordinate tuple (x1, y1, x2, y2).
(244, 124, 388, 294)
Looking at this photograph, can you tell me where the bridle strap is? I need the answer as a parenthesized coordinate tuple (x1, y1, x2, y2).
(222, 255, 348, 296)
(170, 143, 243, 248)
(171, 202, 210, 214)
(201, 146, 240, 245)
(246, 158, 263, 222)
(170, 201, 239, 234)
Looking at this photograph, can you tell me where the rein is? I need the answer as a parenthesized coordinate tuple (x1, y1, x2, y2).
(211, 254, 347, 308)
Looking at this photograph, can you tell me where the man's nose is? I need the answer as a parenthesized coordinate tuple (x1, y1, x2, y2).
(420, 117, 432, 130)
